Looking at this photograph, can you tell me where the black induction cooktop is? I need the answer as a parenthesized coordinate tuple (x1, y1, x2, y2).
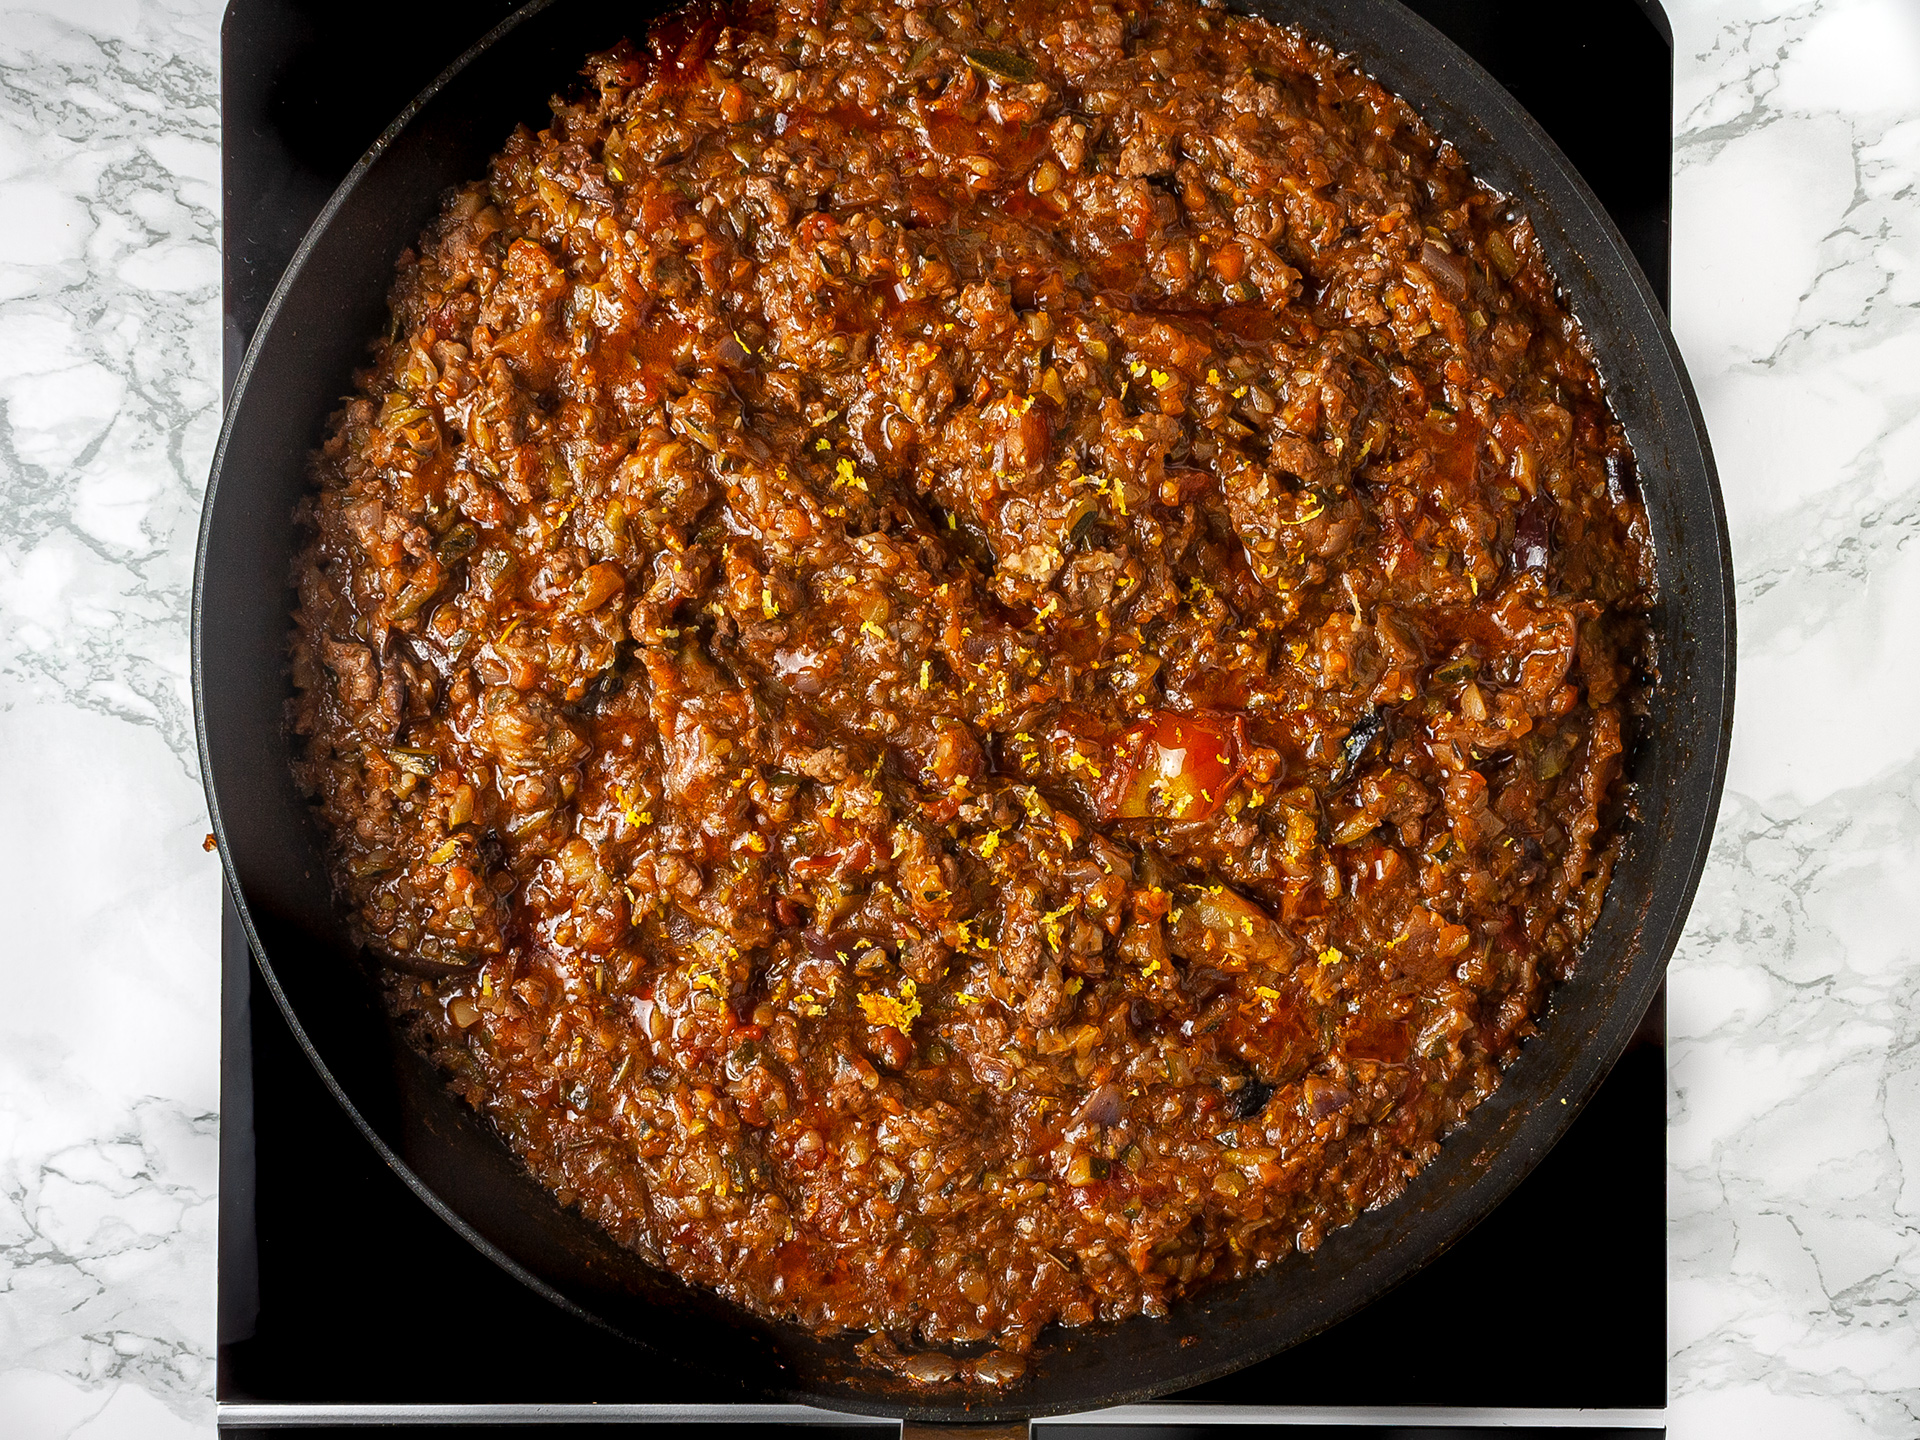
(215, 2, 1672, 1430)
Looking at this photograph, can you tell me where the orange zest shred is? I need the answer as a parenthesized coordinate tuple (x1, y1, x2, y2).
(857, 980, 922, 1032)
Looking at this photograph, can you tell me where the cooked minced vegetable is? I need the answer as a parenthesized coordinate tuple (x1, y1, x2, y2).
(290, 0, 1654, 1387)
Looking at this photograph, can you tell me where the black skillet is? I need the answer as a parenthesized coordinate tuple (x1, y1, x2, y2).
(195, 0, 1733, 1422)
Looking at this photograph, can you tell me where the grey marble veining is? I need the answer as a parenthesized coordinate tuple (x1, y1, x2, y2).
(0, 1, 223, 1436)
(0, 0, 1914, 1434)
(1666, 0, 1920, 1432)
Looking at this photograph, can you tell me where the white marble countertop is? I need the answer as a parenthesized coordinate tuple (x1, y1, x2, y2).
(0, 0, 1914, 1433)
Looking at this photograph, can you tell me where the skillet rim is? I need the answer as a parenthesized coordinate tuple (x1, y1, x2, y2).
(195, 0, 1732, 1420)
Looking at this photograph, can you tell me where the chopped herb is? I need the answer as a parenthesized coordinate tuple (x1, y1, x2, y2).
(964, 47, 1038, 83)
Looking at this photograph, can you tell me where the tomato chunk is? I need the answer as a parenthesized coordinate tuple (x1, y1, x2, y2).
(1096, 712, 1245, 821)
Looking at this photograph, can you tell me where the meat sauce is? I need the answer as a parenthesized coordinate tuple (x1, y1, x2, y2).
(289, 0, 1654, 1386)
